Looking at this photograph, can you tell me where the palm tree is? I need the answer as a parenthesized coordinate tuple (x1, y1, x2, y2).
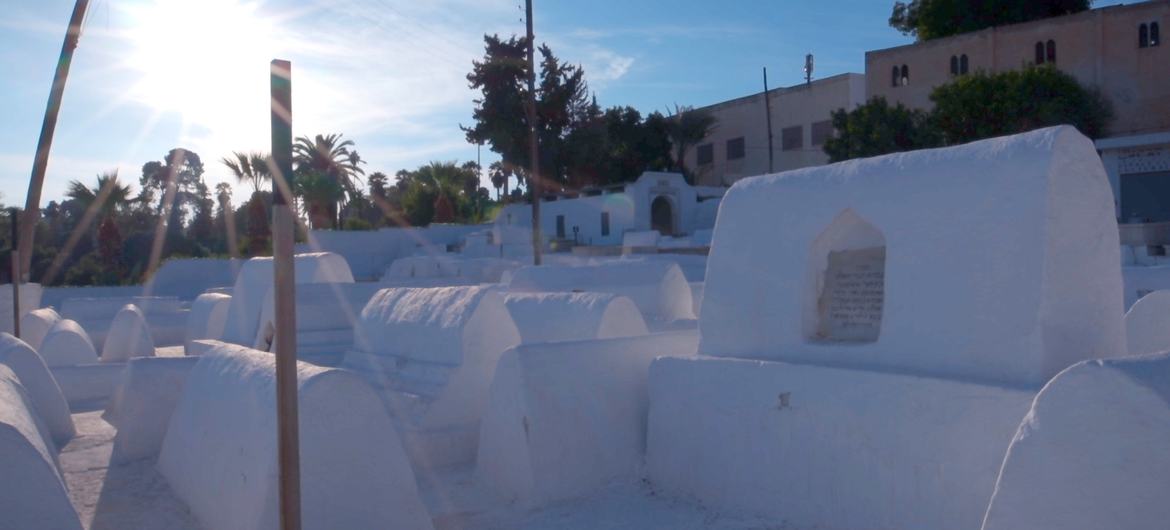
(65, 171, 133, 221)
(220, 152, 271, 194)
(667, 104, 717, 182)
(293, 133, 365, 229)
(489, 161, 509, 200)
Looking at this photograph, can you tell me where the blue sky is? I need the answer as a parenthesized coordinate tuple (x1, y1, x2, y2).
(0, 0, 1128, 206)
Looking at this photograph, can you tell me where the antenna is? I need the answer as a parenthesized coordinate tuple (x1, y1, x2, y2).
(804, 53, 814, 85)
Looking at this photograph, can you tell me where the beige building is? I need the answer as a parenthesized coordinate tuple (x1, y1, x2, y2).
(684, 73, 866, 187)
(867, 0, 1170, 222)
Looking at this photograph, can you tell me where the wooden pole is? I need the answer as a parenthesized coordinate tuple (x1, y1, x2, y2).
(269, 58, 301, 530)
(763, 67, 775, 174)
(10, 209, 21, 338)
(19, 0, 90, 279)
(525, 0, 543, 265)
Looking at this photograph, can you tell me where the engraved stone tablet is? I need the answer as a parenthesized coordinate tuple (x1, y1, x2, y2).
(816, 246, 885, 342)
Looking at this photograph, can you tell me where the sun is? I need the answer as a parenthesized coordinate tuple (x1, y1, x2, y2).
(122, 0, 279, 134)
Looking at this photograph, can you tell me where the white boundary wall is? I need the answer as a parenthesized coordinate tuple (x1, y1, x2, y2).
(478, 331, 698, 507)
(1124, 290, 1170, 356)
(647, 356, 1033, 530)
(504, 292, 648, 344)
(0, 333, 74, 445)
(158, 342, 433, 530)
(0, 364, 82, 530)
(982, 353, 1170, 530)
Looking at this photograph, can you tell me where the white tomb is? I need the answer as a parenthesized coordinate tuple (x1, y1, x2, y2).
(648, 127, 1128, 530)
(100, 304, 155, 363)
(39, 319, 99, 367)
(219, 252, 355, 347)
(158, 342, 433, 530)
(0, 364, 82, 530)
(104, 356, 199, 463)
(981, 353, 1170, 530)
(700, 125, 1125, 385)
(504, 292, 648, 344)
(19, 307, 61, 351)
(1123, 289, 1170, 356)
(508, 260, 695, 327)
(0, 333, 74, 445)
(251, 282, 385, 365)
(344, 285, 521, 467)
(184, 292, 231, 354)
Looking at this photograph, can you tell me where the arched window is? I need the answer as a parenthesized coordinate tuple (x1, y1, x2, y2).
(960, 54, 969, 74)
(1140, 23, 1150, 48)
(892, 66, 900, 87)
(1152, 22, 1161, 46)
(950, 55, 958, 75)
(1035, 41, 1045, 64)
(900, 64, 910, 86)
(1046, 40, 1057, 63)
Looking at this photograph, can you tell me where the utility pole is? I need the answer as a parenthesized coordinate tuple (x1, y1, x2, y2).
(19, 0, 90, 279)
(270, 59, 302, 530)
(525, 0, 543, 265)
(763, 67, 775, 174)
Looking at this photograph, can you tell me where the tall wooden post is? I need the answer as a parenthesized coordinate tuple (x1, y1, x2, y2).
(10, 209, 21, 338)
(525, 0, 543, 265)
(19, 0, 90, 278)
(270, 58, 301, 530)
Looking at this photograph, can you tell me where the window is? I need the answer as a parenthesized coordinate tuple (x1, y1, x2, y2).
(1035, 41, 1045, 64)
(1152, 22, 1161, 46)
(782, 125, 803, 151)
(556, 215, 565, 239)
(1046, 40, 1056, 63)
(696, 143, 714, 165)
(900, 64, 909, 86)
(950, 55, 958, 75)
(726, 137, 745, 160)
(600, 212, 610, 236)
(1140, 23, 1150, 48)
(811, 120, 834, 147)
(891, 66, 899, 87)
(960, 54, 969, 74)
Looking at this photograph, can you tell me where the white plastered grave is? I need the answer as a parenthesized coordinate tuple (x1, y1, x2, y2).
(1123, 289, 1170, 356)
(344, 285, 520, 468)
(100, 304, 155, 363)
(157, 341, 433, 530)
(40, 319, 99, 367)
(184, 292, 231, 354)
(20, 307, 62, 351)
(0, 333, 74, 445)
(508, 260, 695, 327)
(504, 292, 648, 344)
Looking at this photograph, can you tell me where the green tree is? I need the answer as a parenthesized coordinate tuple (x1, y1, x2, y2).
(890, 0, 1091, 41)
(667, 105, 718, 183)
(930, 66, 1112, 144)
(823, 97, 939, 162)
(65, 171, 132, 221)
(140, 148, 204, 230)
(293, 133, 365, 229)
(221, 152, 271, 194)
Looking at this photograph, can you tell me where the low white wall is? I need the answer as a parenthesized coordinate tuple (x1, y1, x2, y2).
(982, 353, 1170, 530)
(40, 319, 99, 368)
(184, 293, 231, 354)
(300, 225, 483, 280)
(478, 331, 698, 507)
(101, 305, 155, 363)
(1121, 265, 1170, 310)
(157, 342, 433, 530)
(0, 364, 82, 530)
(504, 292, 648, 344)
(508, 260, 695, 326)
(1124, 290, 1170, 355)
(0, 333, 74, 445)
(50, 363, 125, 408)
(142, 257, 242, 300)
(647, 356, 1034, 530)
(20, 307, 61, 351)
(104, 356, 199, 463)
(0, 283, 44, 335)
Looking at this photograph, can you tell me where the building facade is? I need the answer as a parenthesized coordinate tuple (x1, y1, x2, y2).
(683, 73, 867, 187)
(866, 0, 1170, 222)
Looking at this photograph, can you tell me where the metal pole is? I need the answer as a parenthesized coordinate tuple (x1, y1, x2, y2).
(19, 0, 90, 279)
(270, 59, 301, 530)
(763, 67, 775, 174)
(525, 0, 543, 266)
(10, 209, 21, 338)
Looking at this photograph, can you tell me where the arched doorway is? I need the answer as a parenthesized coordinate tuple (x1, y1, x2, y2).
(651, 196, 674, 236)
